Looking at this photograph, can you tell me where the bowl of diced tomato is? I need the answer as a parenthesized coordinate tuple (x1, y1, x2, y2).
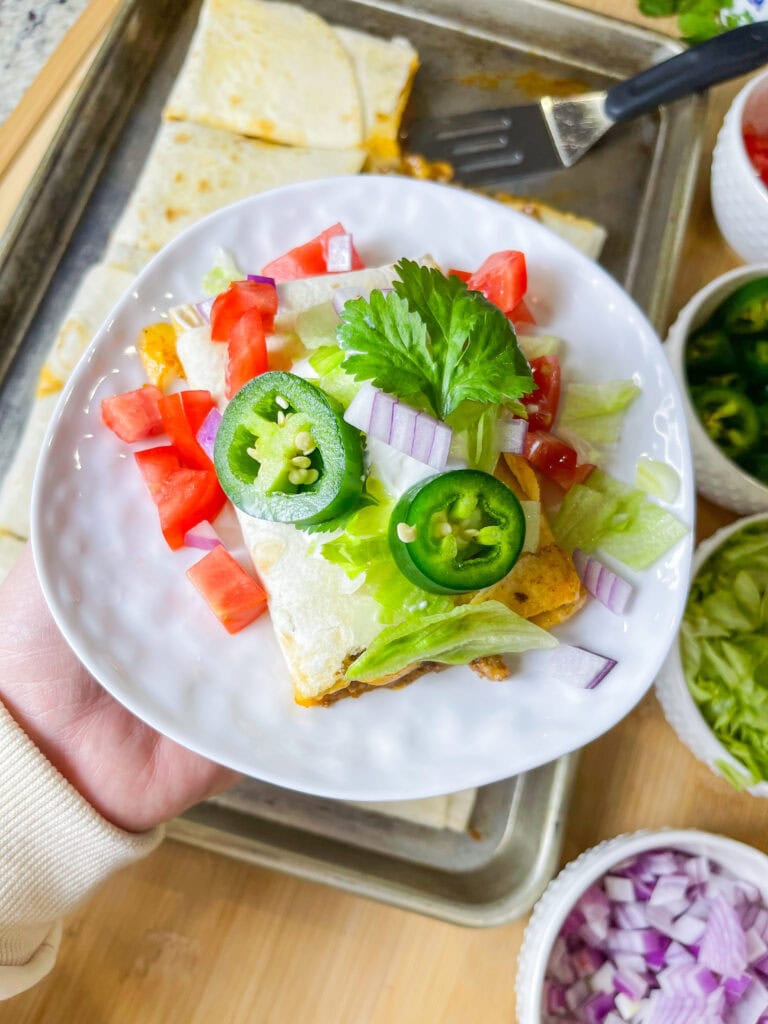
(711, 67, 768, 263)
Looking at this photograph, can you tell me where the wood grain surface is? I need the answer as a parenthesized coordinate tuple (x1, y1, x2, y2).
(0, 1, 759, 1022)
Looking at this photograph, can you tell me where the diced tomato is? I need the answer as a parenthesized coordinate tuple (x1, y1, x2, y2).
(744, 126, 768, 188)
(570, 462, 596, 486)
(158, 390, 216, 471)
(524, 430, 591, 490)
(134, 445, 181, 500)
(261, 223, 364, 281)
(466, 250, 527, 315)
(156, 468, 226, 550)
(187, 545, 268, 634)
(521, 356, 561, 432)
(210, 280, 278, 341)
(101, 385, 164, 443)
(447, 268, 471, 282)
(509, 298, 536, 326)
(226, 309, 268, 400)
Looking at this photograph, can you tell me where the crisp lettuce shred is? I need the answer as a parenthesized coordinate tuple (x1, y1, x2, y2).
(319, 477, 453, 624)
(308, 345, 361, 408)
(681, 522, 768, 788)
(635, 457, 680, 502)
(201, 247, 245, 297)
(345, 601, 557, 682)
(518, 334, 562, 361)
(295, 301, 338, 350)
(558, 380, 641, 444)
(552, 469, 688, 570)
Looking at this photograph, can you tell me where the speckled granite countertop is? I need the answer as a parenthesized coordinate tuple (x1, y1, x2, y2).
(0, 0, 91, 125)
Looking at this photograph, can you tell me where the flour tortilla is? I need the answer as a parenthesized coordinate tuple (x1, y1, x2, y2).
(164, 0, 363, 150)
(0, 263, 134, 540)
(113, 121, 365, 253)
(0, 534, 25, 586)
(178, 264, 414, 705)
(334, 27, 418, 160)
(495, 194, 608, 262)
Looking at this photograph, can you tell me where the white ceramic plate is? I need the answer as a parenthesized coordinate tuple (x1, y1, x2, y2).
(31, 176, 694, 801)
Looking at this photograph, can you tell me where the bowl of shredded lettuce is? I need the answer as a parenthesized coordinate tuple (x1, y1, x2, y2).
(656, 513, 768, 795)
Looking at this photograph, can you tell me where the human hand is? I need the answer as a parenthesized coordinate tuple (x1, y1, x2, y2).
(0, 546, 239, 832)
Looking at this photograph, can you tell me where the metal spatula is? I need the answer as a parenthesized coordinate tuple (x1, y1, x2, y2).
(405, 22, 768, 183)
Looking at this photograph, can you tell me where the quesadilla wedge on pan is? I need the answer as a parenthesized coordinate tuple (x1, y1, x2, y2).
(169, 247, 588, 705)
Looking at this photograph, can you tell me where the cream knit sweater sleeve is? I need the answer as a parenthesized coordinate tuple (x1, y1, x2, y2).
(0, 702, 163, 1000)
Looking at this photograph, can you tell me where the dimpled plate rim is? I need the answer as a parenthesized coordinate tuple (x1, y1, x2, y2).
(31, 175, 694, 802)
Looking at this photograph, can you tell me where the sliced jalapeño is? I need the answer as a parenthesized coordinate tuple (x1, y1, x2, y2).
(719, 278, 768, 335)
(214, 371, 364, 525)
(388, 470, 526, 594)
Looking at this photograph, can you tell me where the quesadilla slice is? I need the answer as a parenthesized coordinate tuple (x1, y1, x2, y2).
(334, 27, 419, 164)
(174, 256, 573, 705)
(164, 0, 363, 149)
(0, 263, 134, 540)
(112, 121, 365, 253)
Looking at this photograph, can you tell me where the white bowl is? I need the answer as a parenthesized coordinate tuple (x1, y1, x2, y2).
(665, 264, 768, 514)
(656, 512, 768, 797)
(516, 828, 768, 1024)
(711, 67, 768, 263)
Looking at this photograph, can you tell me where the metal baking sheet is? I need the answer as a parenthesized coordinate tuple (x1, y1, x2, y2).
(0, 0, 704, 925)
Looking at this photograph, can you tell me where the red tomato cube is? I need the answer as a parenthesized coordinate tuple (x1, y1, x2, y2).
(187, 545, 268, 634)
(101, 385, 164, 442)
(210, 280, 278, 341)
(156, 467, 226, 550)
(134, 445, 182, 500)
(225, 309, 268, 400)
(158, 390, 216, 471)
(467, 250, 527, 315)
(261, 223, 364, 281)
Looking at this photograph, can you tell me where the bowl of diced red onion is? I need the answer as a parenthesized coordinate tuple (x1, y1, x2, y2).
(516, 829, 768, 1024)
(711, 66, 768, 263)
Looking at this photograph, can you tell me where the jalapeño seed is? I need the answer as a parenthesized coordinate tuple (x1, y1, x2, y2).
(396, 522, 418, 543)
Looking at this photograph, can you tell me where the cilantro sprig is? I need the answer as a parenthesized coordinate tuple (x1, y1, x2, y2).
(638, 0, 755, 44)
(336, 259, 533, 421)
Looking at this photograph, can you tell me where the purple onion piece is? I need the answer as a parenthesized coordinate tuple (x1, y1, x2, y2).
(196, 407, 222, 461)
(247, 274, 276, 287)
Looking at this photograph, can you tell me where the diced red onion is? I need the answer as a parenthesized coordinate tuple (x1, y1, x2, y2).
(326, 233, 354, 272)
(699, 896, 748, 976)
(731, 976, 768, 1024)
(727, 975, 756, 1004)
(748, 929, 768, 965)
(195, 297, 215, 322)
(496, 417, 528, 454)
(573, 548, 633, 615)
(657, 964, 718, 997)
(606, 876, 637, 904)
(615, 968, 649, 1000)
(169, 303, 207, 331)
(531, 643, 617, 690)
(344, 382, 452, 471)
(196, 407, 222, 461)
(184, 521, 221, 551)
(650, 876, 690, 907)
(566, 979, 591, 1011)
(247, 274, 276, 287)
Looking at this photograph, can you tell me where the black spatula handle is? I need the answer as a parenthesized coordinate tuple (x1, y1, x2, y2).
(605, 22, 768, 123)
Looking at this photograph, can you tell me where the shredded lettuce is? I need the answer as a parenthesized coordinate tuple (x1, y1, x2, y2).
(201, 247, 245, 297)
(345, 601, 557, 682)
(681, 521, 768, 787)
(635, 457, 680, 502)
(558, 380, 641, 444)
(295, 301, 339, 350)
(319, 479, 453, 624)
(552, 469, 688, 570)
(519, 334, 562, 360)
(307, 345, 360, 408)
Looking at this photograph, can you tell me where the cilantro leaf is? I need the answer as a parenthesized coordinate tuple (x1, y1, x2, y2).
(337, 259, 533, 420)
(337, 288, 439, 413)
